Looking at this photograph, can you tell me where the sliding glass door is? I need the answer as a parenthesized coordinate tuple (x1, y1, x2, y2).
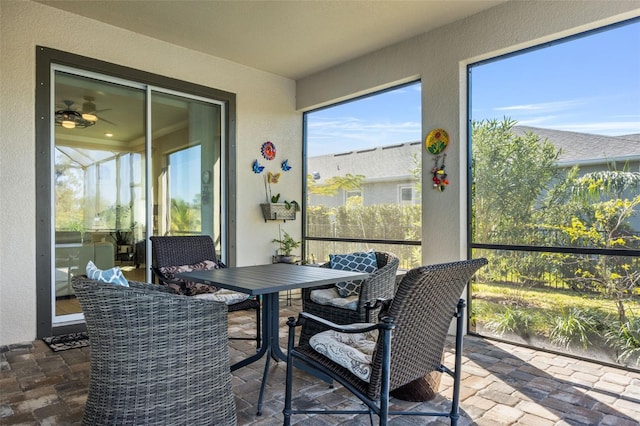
(52, 68, 224, 324)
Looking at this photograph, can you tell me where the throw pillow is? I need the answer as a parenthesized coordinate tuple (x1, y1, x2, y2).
(158, 260, 220, 296)
(329, 251, 378, 297)
(86, 261, 129, 287)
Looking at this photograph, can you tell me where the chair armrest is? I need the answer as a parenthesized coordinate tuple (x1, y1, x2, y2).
(127, 280, 175, 294)
(364, 298, 393, 322)
(297, 311, 393, 334)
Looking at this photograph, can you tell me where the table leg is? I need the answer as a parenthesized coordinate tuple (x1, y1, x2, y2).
(256, 292, 287, 415)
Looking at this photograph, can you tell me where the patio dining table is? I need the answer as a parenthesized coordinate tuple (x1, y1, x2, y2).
(176, 262, 370, 415)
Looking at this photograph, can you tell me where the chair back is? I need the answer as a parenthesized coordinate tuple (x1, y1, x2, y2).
(150, 235, 220, 281)
(369, 258, 488, 394)
(72, 277, 237, 425)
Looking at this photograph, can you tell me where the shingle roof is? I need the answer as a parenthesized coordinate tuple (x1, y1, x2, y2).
(512, 126, 640, 165)
(307, 127, 640, 181)
(308, 141, 421, 184)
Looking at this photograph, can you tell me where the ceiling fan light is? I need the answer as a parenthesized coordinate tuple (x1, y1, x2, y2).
(82, 113, 98, 122)
(55, 100, 97, 129)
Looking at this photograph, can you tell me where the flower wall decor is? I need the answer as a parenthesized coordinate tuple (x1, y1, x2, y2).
(426, 128, 451, 192)
(253, 140, 300, 212)
(261, 141, 276, 160)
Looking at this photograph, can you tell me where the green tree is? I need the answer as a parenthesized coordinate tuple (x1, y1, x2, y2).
(307, 173, 365, 196)
(171, 198, 200, 234)
(472, 118, 563, 245)
(55, 162, 85, 230)
(561, 170, 640, 323)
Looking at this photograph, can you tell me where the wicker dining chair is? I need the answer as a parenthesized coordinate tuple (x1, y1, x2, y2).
(299, 251, 399, 345)
(150, 235, 261, 347)
(72, 277, 237, 426)
(283, 258, 489, 426)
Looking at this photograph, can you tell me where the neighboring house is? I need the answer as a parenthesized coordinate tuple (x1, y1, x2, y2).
(308, 141, 422, 208)
(308, 126, 640, 228)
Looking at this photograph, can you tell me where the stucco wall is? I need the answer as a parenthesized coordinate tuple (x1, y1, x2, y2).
(297, 1, 640, 265)
(0, 0, 300, 345)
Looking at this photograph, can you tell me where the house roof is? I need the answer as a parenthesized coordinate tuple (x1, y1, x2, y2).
(308, 142, 421, 184)
(512, 126, 640, 166)
(308, 127, 640, 182)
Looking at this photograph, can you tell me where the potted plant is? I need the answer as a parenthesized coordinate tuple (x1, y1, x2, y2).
(272, 230, 301, 264)
(260, 171, 300, 221)
(110, 229, 132, 253)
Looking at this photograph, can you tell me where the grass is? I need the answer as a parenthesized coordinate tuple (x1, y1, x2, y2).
(472, 281, 640, 316)
(471, 280, 640, 366)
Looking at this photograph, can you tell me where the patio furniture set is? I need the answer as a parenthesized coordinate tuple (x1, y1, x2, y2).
(71, 235, 487, 425)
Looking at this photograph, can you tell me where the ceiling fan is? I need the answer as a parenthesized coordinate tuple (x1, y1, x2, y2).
(55, 96, 116, 129)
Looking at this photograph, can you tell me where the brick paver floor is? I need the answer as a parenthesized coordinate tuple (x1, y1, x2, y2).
(2, 295, 639, 425)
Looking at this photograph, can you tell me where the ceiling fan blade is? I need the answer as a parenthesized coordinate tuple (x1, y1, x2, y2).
(97, 115, 118, 126)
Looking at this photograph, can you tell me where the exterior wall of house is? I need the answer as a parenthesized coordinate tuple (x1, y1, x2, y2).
(297, 1, 640, 266)
(308, 178, 419, 208)
(0, 1, 301, 345)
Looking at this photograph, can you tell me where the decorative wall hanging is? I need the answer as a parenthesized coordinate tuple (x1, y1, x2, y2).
(426, 128, 451, 191)
(252, 159, 265, 174)
(261, 141, 276, 160)
(268, 171, 281, 184)
(431, 154, 449, 192)
(425, 128, 449, 155)
(281, 159, 292, 171)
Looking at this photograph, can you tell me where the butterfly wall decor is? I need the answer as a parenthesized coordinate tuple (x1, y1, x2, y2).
(252, 159, 265, 174)
(281, 159, 292, 171)
(268, 171, 281, 183)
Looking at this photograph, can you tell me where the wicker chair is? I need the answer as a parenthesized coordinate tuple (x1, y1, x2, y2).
(72, 277, 237, 426)
(150, 235, 261, 347)
(283, 258, 489, 426)
(299, 251, 399, 345)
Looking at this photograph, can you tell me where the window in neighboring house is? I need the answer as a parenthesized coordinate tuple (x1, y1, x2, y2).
(399, 186, 413, 205)
(304, 81, 422, 269)
(345, 190, 362, 203)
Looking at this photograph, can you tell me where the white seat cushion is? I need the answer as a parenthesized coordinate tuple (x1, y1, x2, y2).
(309, 287, 358, 311)
(194, 289, 250, 305)
(309, 323, 378, 382)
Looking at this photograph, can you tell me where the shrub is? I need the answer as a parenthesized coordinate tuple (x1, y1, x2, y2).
(549, 307, 597, 349)
(485, 306, 532, 337)
(605, 314, 640, 367)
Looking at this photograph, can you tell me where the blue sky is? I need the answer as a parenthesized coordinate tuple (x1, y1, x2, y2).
(307, 19, 640, 157)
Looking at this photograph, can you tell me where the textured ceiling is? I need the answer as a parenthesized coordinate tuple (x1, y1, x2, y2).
(36, 0, 506, 80)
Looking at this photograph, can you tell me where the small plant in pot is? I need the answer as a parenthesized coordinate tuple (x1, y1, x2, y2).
(272, 230, 301, 264)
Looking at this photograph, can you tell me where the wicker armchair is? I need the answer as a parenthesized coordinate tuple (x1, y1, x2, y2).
(299, 251, 399, 345)
(72, 277, 237, 426)
(284, 258, 488, 426)
(150, 235, 261, 347)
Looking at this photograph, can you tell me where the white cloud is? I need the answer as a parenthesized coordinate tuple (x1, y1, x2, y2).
(494, 99, 586, 113)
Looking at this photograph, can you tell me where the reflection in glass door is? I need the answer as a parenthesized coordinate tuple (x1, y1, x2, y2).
(53, 70, 145, 322)
(52, 70, 224, 325)
(151, 91, 223, 251)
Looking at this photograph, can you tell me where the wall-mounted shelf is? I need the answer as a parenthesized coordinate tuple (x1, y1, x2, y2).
(260, 203, 296, 222)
